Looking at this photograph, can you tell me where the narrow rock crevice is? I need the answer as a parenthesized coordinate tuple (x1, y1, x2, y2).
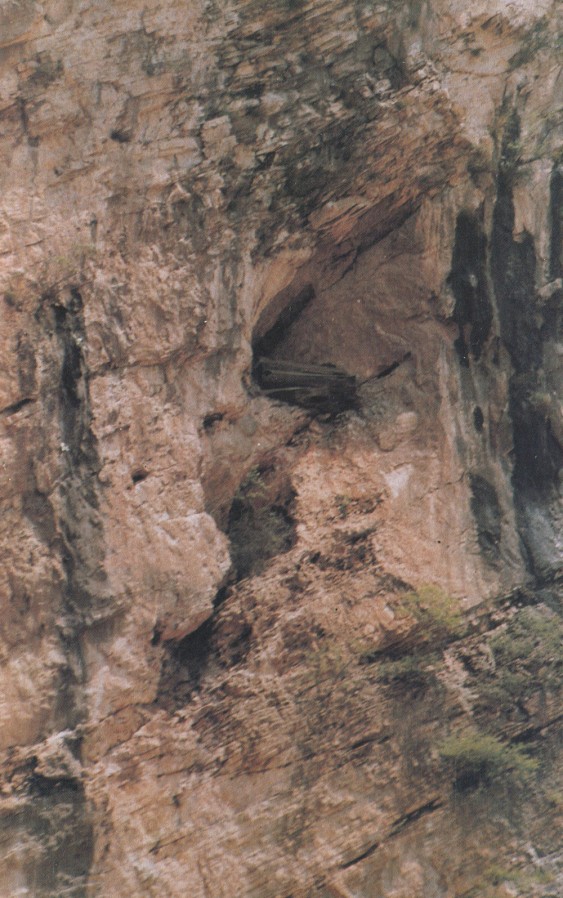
(2, 741, 94, 898)
(340, 838, 380, 869)
(448, 209, 493, 366)
(388, 798, 443, 837)
(15, 286, 103, 894)
(469, 474, 502, 566)
(15, 782, 93, 898)
(0, 396, 35, 416)
(549, 164, 562, 281)
(51, 288, 107, 618)
(490, 112, 563, 581)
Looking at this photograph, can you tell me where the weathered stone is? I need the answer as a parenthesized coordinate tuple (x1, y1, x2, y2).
(0, 1, 561, 896)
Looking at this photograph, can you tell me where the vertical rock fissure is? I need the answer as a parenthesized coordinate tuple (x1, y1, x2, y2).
(490, 111, 563, 582)
(53, 289, 105, 618)
(448, 209, 493, 366)
(20, 775, 94, 898)
(21, 286, 100, 896)
(549, 164, 562, 281)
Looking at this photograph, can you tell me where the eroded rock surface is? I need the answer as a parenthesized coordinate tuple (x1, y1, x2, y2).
(0, 1, 561, 896)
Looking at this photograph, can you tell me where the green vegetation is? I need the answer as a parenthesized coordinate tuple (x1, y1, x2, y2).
(399, 584, 465, 642)
(478, 606, 563, 712)
(439, 730, 538, 789)
(545, 789, 563, 812)
(498, 107, 523, 179)
(304, 641, 348, 686)
(467, 862, 557, 896)
(235, 466, 269, 503)
(334, 492, 382, 520)
(484, 864, 514, 886)
(359, 586, 464, 690)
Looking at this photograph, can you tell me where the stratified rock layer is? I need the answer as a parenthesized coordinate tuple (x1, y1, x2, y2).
(0, 1, 561, 896)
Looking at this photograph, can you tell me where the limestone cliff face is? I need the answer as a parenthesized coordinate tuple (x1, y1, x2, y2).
(0, 1, 561, 896)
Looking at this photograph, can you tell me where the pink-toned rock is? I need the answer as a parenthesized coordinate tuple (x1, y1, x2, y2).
(0, 1, 561, 895)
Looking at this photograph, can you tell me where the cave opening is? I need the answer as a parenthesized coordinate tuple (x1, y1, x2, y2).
(249, 208, 422, 421)
(251, 281, 359, 415)
(203, 205, 451, 596)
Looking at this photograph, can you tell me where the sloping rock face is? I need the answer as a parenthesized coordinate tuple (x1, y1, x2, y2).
(0, 2, 561, 896)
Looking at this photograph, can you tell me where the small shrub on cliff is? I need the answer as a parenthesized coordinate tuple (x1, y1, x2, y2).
(478, 606, 563, 712)
(482, 863, 556, 892)
(235, 466, 268, 502)
(490, 607, 561, 673)
(439, 730, 538, 790)
(399, 585, 465, 642)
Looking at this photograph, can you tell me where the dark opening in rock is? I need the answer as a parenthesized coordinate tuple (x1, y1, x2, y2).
(202, 411, 224, 430)
(253, 284, 315, 359)
(169, 620, 214, 685)
(227, 466, 296, 580)
(447, 210, 493, 365)
(131, 468, 148, 484)
(251, 283, 358, 414)
(469, 474, 501, 564)
(473, 406, 484, 433)
(109, 128, 131, 143)
(253, 356, 358, 414)
(156, 618, 215, 709)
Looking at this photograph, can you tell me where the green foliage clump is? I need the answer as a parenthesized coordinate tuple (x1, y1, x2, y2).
(439, 730, 538, 789)
(399, 584, 465, 642)
(490, 607, 562, 673)
(479, 606, 562, 712)
(466, 862, 556, 897)
(545, 789, 563, 811)
(528, 390, 554, 417)
(235, 466, 269, 502)
(482, 864, 514, 887)
(364, 586, 463, 691)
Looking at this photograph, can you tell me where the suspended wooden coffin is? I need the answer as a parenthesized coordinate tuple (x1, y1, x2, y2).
(254, 357, 358, 414)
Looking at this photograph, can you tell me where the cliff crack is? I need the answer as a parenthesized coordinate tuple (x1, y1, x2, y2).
(388, 797, 443, 837)
(0, 397, 35, 417)
(340, 838, 380, 869)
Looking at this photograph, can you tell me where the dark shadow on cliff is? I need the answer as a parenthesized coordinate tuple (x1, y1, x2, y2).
(490, 111, 562, 582)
